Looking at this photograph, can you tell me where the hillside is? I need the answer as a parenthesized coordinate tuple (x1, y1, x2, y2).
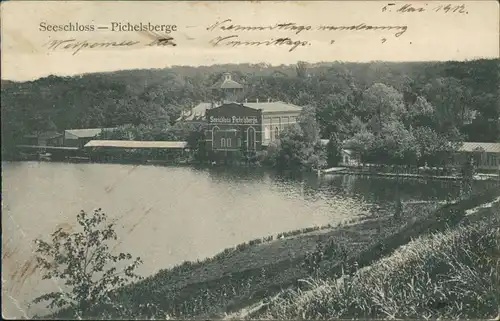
(44, 187, 500, 320)
(2, 60, 499, 160)
(256, 195, 500, 320)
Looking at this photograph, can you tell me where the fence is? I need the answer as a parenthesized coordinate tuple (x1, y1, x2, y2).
(347, 164, 459, 177)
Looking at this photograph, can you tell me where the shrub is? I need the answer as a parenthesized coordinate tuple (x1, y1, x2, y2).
(33, 209, 144, 319)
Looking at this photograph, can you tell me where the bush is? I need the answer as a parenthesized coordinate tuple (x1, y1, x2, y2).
(34, 209, 144, 319)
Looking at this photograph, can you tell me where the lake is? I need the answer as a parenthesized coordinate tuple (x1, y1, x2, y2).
(1, 161, 479, 318)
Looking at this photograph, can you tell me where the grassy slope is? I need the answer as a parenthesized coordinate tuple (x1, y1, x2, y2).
(260, 202, 500, 319)
(51, 188, 500, 319)
(51, 205, 393, 319)
(111, 215, 388, 318)
(252, 190, 500, 320)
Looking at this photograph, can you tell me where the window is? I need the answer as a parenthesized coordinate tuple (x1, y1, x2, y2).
(238, 138, 242, 147)
(490, 154, 497, 166)
(212, 126, 220, 149)
(220, 138, 225, 148)
(227, 138, 232, 147)
(247, 127, 256, 150)
(275, 127, 279, 140)
(264, 126, 271, 140)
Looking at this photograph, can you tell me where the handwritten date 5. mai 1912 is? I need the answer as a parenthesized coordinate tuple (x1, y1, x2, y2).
(44, 36, 176, 55)
(382, 3, 468, 14)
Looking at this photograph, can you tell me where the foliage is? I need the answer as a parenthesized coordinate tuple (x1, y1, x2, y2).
(264, 214, 500, 319)
(99, 124, 174, 141)
(267, 106, 327, 171)
(345, 130, 376, 164)
(33, 209, 143, 319)
(326, 133, 342, 167)
(361, 83, 406, 133)
(2, 60, 498, 163)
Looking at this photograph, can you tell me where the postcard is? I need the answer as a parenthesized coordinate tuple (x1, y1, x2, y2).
(2, 1, 500, 320)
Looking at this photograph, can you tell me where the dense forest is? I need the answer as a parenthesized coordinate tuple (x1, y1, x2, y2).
(2, 59, 499, 163)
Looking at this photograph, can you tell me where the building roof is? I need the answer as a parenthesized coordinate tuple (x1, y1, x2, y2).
(178, 102, 212, 121)
(17, 145, 80, 151)
(177, 100, 302, 122)
(459, 142, 500, 153)
(219, 78, 244, 89)
(211, 73, 243, 89)
(64, 128, 116, 138)
(39, 131, 63, 139)
(84, 140, 188, 149)
(25, 131, 62, 139)
(244, 101, 302, 113)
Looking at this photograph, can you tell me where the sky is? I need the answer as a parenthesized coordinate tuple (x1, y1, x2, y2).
(1, 0, 499, 81)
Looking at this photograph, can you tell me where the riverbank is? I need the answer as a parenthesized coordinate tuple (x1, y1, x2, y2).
(257, 195, 500, 320)
(45, 187, 500, 320)
(8, 156, 499, 184)
(320, 166, 500, 182)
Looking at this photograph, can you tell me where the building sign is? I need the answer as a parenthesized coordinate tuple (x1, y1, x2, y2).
(209, 116, 258, 125)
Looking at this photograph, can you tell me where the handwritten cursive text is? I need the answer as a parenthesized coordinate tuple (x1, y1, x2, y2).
(318, 23, 407, 37)
(44, 35, 177, 55)
(207, 19, 408, 38)
(44, 39, 140, 55)
(209, 35, 309, 52)
(207, 19, 312, 35)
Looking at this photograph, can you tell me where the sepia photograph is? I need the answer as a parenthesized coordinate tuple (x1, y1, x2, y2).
(1, 1, 500, 319)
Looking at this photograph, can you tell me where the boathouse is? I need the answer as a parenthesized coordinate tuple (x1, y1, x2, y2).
(320, 139, 361, 167)
(64, 128, 117, 149)
(22, 131, 64, 147)
(339, 149, 360, 167)
(453, 142, 500, 171)
(84, 140, 190, 163)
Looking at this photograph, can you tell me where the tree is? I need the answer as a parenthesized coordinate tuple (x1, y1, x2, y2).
(326, 133, 342, 167)
(296, 61, 309, 79)
(406, 96, 434, 125)
(274, 124, 308, 169)
(169, 121, 207, 161)
(33, 209, 143, 319)
(270, 106, 327, 170)
(298, 105, 321, 143)
(375, 121, 420, 165)
(461, 156, 476, 198)
(361, 83, 405, 133)
(413, 126, 461, 166)
(316, 93, 356, 138)
(272, 123, 326, 171)
(423, 77, 469, 131)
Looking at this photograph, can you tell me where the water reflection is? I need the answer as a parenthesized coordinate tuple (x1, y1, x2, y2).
(320, 174, 462, 205)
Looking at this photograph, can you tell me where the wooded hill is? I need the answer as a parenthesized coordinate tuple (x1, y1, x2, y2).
(2, 60, 499, 159)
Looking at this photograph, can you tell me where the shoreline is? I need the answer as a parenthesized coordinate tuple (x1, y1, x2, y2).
(46, 202, 441, 319)
(6, 158, 499, 183)
(41, 187, 500, 320)
(320, 167, 500, 182)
